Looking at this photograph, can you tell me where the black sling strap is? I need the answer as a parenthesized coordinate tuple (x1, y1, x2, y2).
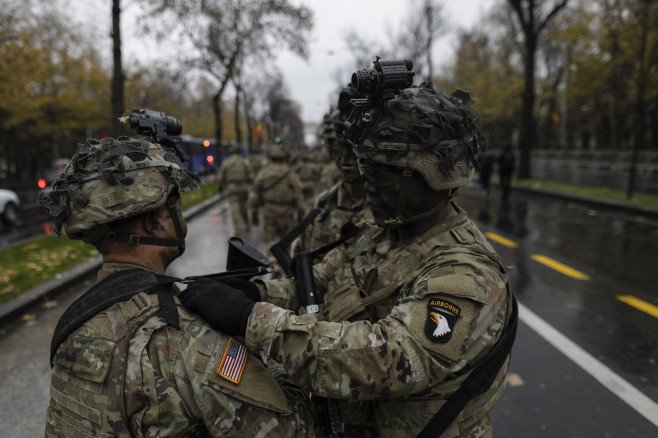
(417, 295, 518, 438)
(261, 169, 292, 194)
(50, 269, 182, 367)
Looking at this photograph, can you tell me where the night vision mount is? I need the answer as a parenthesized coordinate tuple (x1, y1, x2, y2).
(337, 57, 415, 148)
(127, 108, 189, 165)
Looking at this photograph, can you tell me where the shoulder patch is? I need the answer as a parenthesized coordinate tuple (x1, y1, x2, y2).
(217, 337, 249, 384)
(424, 297, 461, 343)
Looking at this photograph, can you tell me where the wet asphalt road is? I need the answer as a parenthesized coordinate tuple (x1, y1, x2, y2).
(1, 188, 657, 436)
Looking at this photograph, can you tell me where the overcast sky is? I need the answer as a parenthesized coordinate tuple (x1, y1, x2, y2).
(274, 0, 496, 124)
(76, 0, 496, 128)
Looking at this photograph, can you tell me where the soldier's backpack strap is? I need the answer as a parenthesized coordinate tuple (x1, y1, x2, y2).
(50, 269, 182, 367)
(416, 295, 518, 438)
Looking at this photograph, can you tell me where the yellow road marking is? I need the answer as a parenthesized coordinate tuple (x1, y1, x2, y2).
(617, 295, 658, 318)
(530, 254, 591, 280)
(485, 232, 518, 248)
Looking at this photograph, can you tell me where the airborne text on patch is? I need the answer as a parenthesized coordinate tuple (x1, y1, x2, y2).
(424, 296, 461, 343)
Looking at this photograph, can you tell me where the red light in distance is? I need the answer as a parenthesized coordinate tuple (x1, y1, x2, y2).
(38, 178, 47, 189)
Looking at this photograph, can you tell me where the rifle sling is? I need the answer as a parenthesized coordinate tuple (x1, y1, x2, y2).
(416, 295, 518, 438)
(261, 169, 292, 194)
(50, 269, 182, 367)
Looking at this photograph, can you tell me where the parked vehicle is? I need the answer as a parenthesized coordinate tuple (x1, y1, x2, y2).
(0, 188, 20, 228)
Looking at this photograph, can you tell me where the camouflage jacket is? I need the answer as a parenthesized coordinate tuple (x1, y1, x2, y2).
(294, 182, 372, 255)
(249, 205, 513, 437)
(248, 164, 304, 211)
(218, 154, 252, 193)
(46, 263, 312, 437)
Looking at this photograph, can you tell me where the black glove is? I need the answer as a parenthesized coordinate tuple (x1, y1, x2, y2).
(212, 277, 262, 302)
(179, 278, 255, 337)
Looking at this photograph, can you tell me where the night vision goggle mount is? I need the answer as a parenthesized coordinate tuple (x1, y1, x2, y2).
(127, 108, 189, 165)
(337, 57, 415, 148)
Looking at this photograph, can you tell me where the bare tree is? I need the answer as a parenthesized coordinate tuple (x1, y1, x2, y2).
(507, 0, 569, 179)
(111, 0, 125, 137)
(138, 0, 313, 145)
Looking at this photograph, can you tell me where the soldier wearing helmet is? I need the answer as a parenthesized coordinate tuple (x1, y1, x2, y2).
(180, 82, 516, 437)
(217, 143, 252, 235)
(248, 143, 304, 275)
(40, 136, 313, 437)
(293, 100, 373, 256)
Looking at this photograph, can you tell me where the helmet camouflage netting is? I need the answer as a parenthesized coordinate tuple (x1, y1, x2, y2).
(39, 137, 200, 242)
(356, 83, 484, 191)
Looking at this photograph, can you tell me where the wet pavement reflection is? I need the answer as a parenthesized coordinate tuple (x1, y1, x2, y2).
(455, 183, 658, 400)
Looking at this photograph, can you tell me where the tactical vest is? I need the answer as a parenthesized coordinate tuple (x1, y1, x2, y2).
(260, 169, 297, 204)
(46, 270, 177, 437)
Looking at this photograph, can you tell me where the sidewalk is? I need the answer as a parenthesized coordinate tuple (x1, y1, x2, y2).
(0, 194, 224, 328)
(2, 184, 657, 328)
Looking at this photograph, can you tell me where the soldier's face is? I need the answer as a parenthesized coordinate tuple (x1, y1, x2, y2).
(357, 158, 440, 224)
(330, 140, 361, 183)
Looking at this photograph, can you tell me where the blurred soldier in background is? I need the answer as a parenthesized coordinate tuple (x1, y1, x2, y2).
(181, 84, 516, 437)
(294, 106, 372, 254)
(247, 150, 268, 177)
(317, 110, 342, 192)
(217, 144, 252, 235)
(294, 147, 321, 201)
(39, 137, 313, 437)
(249, 144, 305, 274)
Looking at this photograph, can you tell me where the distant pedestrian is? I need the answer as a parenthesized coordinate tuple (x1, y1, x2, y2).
(498, 143, 516, 201)
(478, 149, 495, 195)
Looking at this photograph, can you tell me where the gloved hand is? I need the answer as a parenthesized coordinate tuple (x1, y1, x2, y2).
(179, 277, 255, 337)
(212, 277, 262, 301)
(251, 211, 259, 226)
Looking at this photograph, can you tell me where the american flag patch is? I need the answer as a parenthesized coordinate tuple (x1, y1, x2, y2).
(217, 338, 249, 384)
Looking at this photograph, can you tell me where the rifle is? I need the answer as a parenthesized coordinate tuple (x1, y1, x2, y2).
(184, 236, 273, 283)
(291, 250, 343, 437)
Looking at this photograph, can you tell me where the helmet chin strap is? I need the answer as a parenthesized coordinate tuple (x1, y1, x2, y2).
(110, 195, 186, 256)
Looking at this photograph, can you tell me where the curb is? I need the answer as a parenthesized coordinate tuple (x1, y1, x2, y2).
(0, 194, 226, 327)
(511, 185, 658, 221)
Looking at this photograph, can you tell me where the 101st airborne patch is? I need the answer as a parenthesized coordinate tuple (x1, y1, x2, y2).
(424, 296, 461, 343)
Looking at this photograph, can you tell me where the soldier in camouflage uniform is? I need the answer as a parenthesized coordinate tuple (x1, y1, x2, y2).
(181, 85, 515, 437)
(218, 144, 252, 235)
(248, 145, 305, 258)
(39, 137, 313, 437)
(294, 108, 372, 254)
(294, 149, 321, 202)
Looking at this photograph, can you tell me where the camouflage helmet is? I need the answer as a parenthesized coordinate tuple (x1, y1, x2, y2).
(356, 84, 482, 191)
(266, 144, 288, 160)
(39, 136, 200, 243)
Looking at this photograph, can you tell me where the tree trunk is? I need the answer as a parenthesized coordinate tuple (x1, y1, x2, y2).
(212, 92, 223, 159)
(518, 35, 536, 179)
(234, 86, 242, 145)
(111, 0, 124, 137)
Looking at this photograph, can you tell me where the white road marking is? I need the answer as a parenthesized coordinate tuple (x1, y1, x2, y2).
(518, 301, 658, 428)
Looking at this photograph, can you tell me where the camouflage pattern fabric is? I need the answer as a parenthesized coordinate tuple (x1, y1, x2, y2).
(249, 204, 513, 437)
(293, 182, 372, 255)
(218, 153, 252, 235)
(249, 163, 304, 249)
(247, 154, 268, 176)
(318, 161, 341, 192)
(46, 263, 313, 437)
(294, 159, 320, 201)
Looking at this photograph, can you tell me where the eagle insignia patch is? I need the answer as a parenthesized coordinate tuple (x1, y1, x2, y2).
(424, 297, 461, 343)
